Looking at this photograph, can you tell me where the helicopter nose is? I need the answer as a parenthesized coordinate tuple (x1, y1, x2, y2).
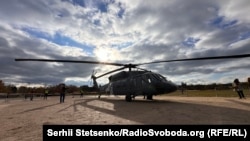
(155, 81, 177, 94)
(168, 82, 178, 93)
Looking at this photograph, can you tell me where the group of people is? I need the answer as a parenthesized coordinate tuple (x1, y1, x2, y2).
(21, 84, 84, 103)
(42, 84, 67, 103)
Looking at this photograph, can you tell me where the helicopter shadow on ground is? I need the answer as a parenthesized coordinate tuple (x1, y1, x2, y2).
(225, 99, 250, 107)
(17, 103, 60, 114)
(56, 103, 75, 113)
(72, 96, 250, 124)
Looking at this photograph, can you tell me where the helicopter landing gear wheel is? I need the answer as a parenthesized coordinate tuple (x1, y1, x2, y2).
(146, 95, 153, 100)
(125, 94, 132, 102)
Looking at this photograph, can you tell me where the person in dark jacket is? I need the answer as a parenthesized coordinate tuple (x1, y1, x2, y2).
(233, 78, 246, 99)
(60, 84, 66, 103)
(44, 88, 49, 100)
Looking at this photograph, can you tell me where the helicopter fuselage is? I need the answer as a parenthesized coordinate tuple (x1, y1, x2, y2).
(99, 71, 177, 101)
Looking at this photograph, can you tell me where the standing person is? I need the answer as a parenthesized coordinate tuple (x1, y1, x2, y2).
(80, 89, 84, 98)
(5, 92, 9, 103)
(60, 84, 66, 103)
(181, 82, 186, 94)
(233, 78, 246, 99)
(44, 88, 49, 100)
(248, 77, 250, 91)
(24, 93, 27, 100)
(30, 88, 34, 101)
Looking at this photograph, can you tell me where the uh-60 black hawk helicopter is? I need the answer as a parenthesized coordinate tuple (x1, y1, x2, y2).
(15, 53, 250, 102)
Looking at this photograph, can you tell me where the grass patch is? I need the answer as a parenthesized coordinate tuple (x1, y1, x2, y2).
(162, 89, 250, 97)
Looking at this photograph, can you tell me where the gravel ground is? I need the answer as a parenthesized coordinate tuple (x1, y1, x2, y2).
(0, 95, 250, 141)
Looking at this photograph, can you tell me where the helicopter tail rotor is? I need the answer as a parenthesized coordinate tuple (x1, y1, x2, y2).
(90, 70, 98, 89)
(91, 70, 97, 80)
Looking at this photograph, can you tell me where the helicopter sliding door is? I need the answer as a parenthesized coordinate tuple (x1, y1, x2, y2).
(111, 79, 131, 95)
(134, 77, 143, 96)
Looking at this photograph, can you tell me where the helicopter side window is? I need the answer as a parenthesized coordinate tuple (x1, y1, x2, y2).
(145, 74, 157, 83)
(134, 76, 148, 87)
(141, 74, 151, 83)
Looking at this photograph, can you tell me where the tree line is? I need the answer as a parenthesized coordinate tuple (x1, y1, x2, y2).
(178, 77, 250, 91)
(1, 77, 250, 95)
(0, 80, 80, 95)
(179, 82, 249, 90)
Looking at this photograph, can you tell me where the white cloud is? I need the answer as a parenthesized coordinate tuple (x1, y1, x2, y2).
(0, 0, 250, 87)
(218, 0, 250, 24)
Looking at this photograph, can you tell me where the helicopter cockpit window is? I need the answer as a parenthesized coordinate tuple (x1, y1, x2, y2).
(151, 74, 160, 81)
(151, 74, 167, 82)
(157, 74, 167, 82)
(147, 78, 151, 83)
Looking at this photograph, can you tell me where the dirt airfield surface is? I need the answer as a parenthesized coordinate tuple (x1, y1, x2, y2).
(0, 95, 250, 141)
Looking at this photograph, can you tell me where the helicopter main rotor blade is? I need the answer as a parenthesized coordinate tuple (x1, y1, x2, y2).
(15, 58, 125, 66)
(15, 53, 250, 70)
(138, 53, 250, 65)
(96, 67, 127, 79)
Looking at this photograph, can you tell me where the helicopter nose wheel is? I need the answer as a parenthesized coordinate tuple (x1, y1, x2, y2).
(125, 94, 132, 102)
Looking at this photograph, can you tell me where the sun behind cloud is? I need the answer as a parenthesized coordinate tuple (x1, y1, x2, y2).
(94, 47, 121, 62)
(95, 47, 109, 61)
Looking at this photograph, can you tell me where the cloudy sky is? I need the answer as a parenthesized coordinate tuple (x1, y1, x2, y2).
(0, 0, 250, 87)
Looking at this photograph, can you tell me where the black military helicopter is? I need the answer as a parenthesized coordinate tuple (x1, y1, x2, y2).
(15, 53, 250, 102)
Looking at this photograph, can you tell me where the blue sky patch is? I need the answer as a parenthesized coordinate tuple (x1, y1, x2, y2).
(93, 19, 101, 26)
(117, 2, 125, 18)
(228, 31, 250, 46)
(239, 31, 250, 40)
(21, 27, 94, 53)
(62, 0, 86, 7)
(182, 37, 200, 47)
(62, 0, 125, 18)
(96, 1, 108, 13)
(91, 0, 115, 13)
(210, 16, 237, 29)
(111, 42, 133, 49)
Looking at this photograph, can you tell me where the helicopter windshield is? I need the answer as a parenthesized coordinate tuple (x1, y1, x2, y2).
(144, 73, 167, 83)
(157, 74, 167, 81)
(152, 74, 167, 82)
